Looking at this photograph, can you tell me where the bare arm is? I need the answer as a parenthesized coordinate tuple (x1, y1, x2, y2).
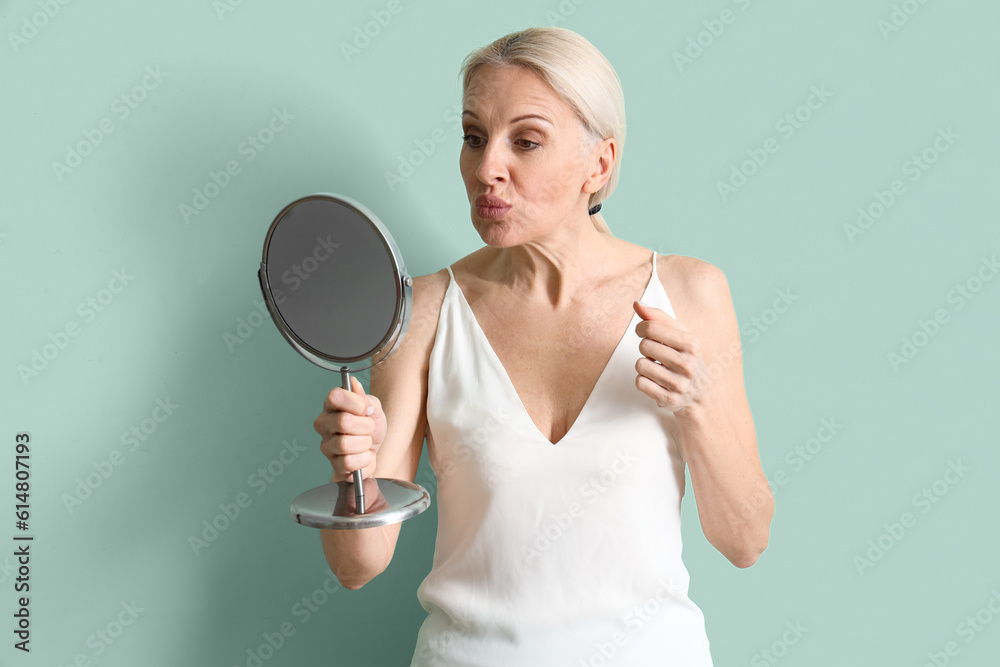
(635, 256, 772, 568)
(671, 259, 772, 568)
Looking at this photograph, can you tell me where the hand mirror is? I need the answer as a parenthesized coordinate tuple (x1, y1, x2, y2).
(257, 192, 430, 529)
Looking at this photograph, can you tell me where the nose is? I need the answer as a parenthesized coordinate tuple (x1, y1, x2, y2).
(474, 138, 509, 185)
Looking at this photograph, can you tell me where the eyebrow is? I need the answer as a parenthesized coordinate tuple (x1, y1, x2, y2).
(461, 110, 553, 125)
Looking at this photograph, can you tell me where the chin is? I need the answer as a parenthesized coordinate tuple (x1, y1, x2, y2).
(473, 217, 521, 248)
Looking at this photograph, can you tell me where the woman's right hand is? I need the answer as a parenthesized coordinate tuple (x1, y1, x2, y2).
(313, 376, 387, 482)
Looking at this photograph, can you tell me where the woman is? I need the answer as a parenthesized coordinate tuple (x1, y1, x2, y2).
(313, 26, 773, 666)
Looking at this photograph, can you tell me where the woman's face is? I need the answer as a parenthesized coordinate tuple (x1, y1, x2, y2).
(460, 64, 611, 247)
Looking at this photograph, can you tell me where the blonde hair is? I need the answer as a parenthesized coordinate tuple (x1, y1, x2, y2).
(458, 27, 625, 235)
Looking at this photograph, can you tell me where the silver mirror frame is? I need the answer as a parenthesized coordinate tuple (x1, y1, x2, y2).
(257, 192, 414, 373)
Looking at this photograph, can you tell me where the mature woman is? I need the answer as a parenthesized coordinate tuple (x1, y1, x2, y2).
(314, 26, 773, 666)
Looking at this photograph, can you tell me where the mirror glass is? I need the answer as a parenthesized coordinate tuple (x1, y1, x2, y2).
(264, 196, 399, 361)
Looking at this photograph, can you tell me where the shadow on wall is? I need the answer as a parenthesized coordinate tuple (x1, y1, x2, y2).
(82, 53, 438, 665)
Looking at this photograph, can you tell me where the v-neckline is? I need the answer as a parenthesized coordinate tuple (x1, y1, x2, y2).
(449, 251, 658, 446)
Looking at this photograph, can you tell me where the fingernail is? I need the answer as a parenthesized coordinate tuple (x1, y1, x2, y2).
(366, 404, 374, 416)
(636, 300, 650, 308)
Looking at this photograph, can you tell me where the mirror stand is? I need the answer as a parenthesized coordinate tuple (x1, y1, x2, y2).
(259, 192, 430, 530)
(339, 367, 368, 513)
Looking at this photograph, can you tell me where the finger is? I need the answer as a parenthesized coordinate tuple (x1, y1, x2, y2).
(322, 380, 373, 417)
(339, 450, 374, 480)
(634, 300, 689, 332)
(636, 356, 688, 394)
(324, 410, 376, 437)
(320, 434, 373, 459)
(635, 319, 696, 354)
(638, 338, 697, 377)
(346, 452, 378, 481)
(314, 405, 373, 437)
(349, 376, 375, 416)
(635, 373, 686, 410)
(633, 299, 659, 320)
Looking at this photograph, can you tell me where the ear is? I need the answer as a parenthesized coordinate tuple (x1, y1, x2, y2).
(583, 135, 616, 195)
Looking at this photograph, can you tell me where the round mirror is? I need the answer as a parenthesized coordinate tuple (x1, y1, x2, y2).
(257, 192, 430, 529)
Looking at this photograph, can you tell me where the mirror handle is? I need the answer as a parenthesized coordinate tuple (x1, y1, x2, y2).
(341, 367, 366, 514)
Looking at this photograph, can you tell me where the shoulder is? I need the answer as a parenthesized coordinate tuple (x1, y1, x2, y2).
(371, 266, 451, 366)
(657, 254, 732, 320)
(412, 245, 493, 306)
(393, 245, 489, 351)
(431, 246, 496, 303)
(658, 253, 729, 293)
(655, 254, 737, 358)
(407, 268, 451, 340)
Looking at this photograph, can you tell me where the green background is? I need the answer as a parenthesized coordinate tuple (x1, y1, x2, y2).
(2, 0, 999, 665)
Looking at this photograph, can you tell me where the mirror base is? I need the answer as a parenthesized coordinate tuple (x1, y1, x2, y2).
(290, 478, 431, 529)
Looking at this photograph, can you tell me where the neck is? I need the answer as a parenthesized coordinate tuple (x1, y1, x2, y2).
(488, 216, 616, 309)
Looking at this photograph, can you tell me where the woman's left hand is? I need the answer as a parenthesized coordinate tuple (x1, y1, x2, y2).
(632, 300, 710, 414)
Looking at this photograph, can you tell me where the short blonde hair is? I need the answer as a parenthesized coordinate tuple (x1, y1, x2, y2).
(458, 27, 625, 235)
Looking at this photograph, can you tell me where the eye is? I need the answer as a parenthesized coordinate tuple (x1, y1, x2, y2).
(461, 134, 483, 148)
(461, 134, 540, 151)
